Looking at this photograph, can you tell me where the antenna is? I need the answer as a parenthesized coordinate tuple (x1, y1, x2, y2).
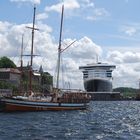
(96, 54, 99, 63)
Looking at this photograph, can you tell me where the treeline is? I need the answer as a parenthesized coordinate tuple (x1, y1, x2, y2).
(113, 87, 138, 93)
(113, 87, 139, 99)
(0, 56, 16, 68)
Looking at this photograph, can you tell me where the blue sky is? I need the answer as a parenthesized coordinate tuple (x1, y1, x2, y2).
(1, 0, 140, 46)
(0, 0, 140, 89)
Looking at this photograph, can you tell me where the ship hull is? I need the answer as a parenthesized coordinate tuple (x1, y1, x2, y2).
(0, 98, 88, 112)
(84, 79, 112, 92)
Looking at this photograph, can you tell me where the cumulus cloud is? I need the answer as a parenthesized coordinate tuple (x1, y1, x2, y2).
(36, 13, 48, 20)
(107, 50, 140, 88)
(121, 26, 137, 36)
(10, 0, 41, 4)
(74, 37, 102, 59)
(0, 21, 11, 32)
(1, 1, 140, 89)
(2, 19, 140, 89)
(45, 0, 80, 13)
(0, 20, 103, 89)
(0, 21, 54, 63)
(1, 19, 140, 89)
(44, 0, 109, 21)
(107, 51, 140, 64)
(59, 37, 102, 70)
(113, 63, 140, 88)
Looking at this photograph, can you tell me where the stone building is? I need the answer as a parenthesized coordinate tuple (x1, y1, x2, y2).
(0, 68, 21, 86)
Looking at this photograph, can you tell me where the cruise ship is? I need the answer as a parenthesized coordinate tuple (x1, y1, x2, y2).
(79, 62, 116, 92)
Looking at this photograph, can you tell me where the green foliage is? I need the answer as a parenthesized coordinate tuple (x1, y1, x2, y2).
(41, 72, 53, 85)
(0, 56, 16, 68)
(0, 81, 18, 93)
(0, 81, 12, 89)
(113, 87, 138, 98)
(113, 87, 138, 93)
(21, 70, 53, 93)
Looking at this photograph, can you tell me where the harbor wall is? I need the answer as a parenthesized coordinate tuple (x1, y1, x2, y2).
(87, 92, 121, 101)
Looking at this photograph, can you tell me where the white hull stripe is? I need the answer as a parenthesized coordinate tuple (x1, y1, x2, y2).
(2, 99, 87, 107)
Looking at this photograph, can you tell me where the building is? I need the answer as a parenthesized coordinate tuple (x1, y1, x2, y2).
(0, 68, 21, 86)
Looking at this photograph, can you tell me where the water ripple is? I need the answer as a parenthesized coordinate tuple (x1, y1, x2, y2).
(0, 101, 140, 139)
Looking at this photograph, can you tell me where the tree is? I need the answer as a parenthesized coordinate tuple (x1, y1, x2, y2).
(0, 56, 16, 68)
(41, 72, 53, 85)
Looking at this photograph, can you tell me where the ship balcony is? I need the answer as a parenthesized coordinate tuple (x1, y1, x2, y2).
(83, 71, 112, 80)
(83, 75, 113, 81)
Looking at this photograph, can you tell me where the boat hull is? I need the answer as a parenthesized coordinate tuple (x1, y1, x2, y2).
(0, 98, 88, 112)
(84, 79, 112, 92)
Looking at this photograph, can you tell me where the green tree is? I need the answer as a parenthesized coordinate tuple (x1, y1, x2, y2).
(0, 56, 16, 68)
(41, 72, 53, 85)
(113, 87, 138, 99)
(0, 81, 18, 93)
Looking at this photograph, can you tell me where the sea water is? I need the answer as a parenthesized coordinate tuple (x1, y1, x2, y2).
(0, 101, 140, 140)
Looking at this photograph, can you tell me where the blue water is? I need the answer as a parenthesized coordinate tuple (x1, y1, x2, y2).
(0, 101, 140, 140)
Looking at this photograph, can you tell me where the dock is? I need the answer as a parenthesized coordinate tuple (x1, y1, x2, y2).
(87, 92, 121, 101)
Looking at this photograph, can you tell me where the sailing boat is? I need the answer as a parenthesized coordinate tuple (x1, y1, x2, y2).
(0, 5, 91, 112)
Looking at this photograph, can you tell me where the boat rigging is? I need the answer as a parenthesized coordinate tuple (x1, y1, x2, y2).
(26, 6, 39, 94)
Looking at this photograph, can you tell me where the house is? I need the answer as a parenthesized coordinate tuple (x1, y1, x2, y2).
(0, 68, 21, 86)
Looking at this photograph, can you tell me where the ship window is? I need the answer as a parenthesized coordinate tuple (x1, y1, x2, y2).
(83, 71, 88, 74)
(107, 73, 112, 77)
(83, 75, 88, 78)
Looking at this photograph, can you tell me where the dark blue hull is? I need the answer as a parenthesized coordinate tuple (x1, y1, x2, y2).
(84, 79, 112, 92)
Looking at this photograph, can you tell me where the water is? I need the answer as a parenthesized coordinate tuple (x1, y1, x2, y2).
(0, 101, 140, 140)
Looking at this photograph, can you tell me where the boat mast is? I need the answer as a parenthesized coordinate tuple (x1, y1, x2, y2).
(20, 35, 24, 70)
(27, 6, 38, 94)
(20, 34, 24, 93)
(56, 5, 64, 89)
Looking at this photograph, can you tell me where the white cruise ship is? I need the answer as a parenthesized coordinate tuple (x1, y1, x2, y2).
(79, 62, 116, 92)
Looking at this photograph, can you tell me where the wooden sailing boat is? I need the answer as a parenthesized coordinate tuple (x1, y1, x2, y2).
(0, 5, 91, 112)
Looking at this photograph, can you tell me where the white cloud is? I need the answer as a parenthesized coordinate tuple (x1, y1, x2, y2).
(107, 50, 140, 88)
(10, 0, 41, 4)
(61, 37, 102, 68)
(86, 8, 109, 21)
(72, 36, 102, 58)
(45, 0, 80, 13)
(107, 51, 123, 64)
(44, 0, 109, 21)
(113, 63, 140, 88)
(36, 13, 48, 20)
(80, 0, 94, 8)
(107, 51, 140, 64)
(121, 26, 137, 36)
(0, 21, 11, 32)
(0, 20, 103, 89)
(1, 18, 140, 89)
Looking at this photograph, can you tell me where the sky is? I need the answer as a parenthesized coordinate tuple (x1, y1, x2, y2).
(0, 0, 140, 89)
